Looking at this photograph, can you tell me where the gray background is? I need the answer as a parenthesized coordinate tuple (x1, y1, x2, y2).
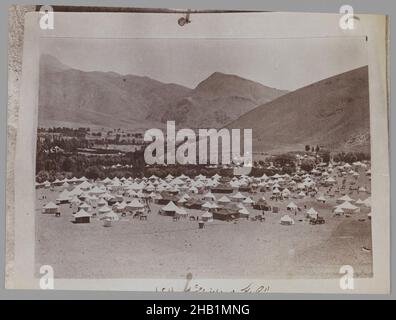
(1, 0, 393, 300)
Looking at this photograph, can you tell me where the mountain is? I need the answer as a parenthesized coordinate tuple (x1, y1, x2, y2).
(38, 54, 192, 129)
(226, 66, 370, 154)
(39, 55, 286, 130)
(150, 72, 287, 128)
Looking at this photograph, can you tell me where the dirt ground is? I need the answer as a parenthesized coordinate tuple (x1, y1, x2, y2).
(35, 173, 372, 280)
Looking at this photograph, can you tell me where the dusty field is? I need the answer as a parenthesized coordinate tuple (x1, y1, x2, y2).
(35, 175, 372, 280)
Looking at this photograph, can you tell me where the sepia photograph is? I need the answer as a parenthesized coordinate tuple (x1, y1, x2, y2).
(6, 8, 390, 293)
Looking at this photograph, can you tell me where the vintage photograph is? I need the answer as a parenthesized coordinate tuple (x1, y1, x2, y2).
(35, 39, 373, 280)
(7, 10, 389, 293)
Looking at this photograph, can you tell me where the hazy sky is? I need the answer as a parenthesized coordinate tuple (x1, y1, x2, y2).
(40, 29, 368, 91)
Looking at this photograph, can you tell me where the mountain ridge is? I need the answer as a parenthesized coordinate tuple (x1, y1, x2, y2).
(38, 55, 287, 129)
(226, 66, 370, 153)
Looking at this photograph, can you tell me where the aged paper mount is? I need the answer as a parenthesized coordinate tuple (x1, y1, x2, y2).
(7, 11, 389, 293)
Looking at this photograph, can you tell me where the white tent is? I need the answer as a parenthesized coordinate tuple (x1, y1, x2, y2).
(358, 186, 367, 193)
(161, 201, 179, 213)
(297, 191, 306, 198)
(272, 188, 281, 194)
(70, 186, 83, 197)
(287, 202, 298, 210)
(189, 186, 199, 194)
(75, 208, 91, 217)
(62, 181, 70, 188)
(115, 201, 127, 212)
(177, 197, 187, 204)
(74, 209, 92, 223)
(71, 195, 80, 204)
(99, 205, 111, 214)
(355, 198, 364, 206)
(42, 201, 59, 214)
(239, 206, 250, 217)
(97, 198, 107, 207)
(52, 178, 62, 185)
(181, 193, 190, 200)
(56, 189, 71, 204)
(343, 163, 352, 169)
(337, 201, 359, 213)
(218, 195, 231, 204)
(69, 177, 79, 183)
(325, 177, 336, 184)
(79, 180, 92, 190)
(79, 202, 91, 212)
(127, 199, 144, 210)
(102, 177, 112, 184)
(282, 188, 291, 198)
(337, 194, 354, 204)
(306, 207, 318, 219)
(242, 197, 254, 205)
(105, 210, 119, 221)
(202, 192, 216, 201)
(280, 215, 294, 225)
(202, 202, 212, 209)
(90, 186, 105, 196)
(201, 211, 213, 222)
(232, 192, 245, 200)
(334, 206, 344, 216)
(210, 202, 219, 209)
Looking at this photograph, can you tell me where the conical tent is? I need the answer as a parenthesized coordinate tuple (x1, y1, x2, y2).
(43, 201, 59, 209)
(56, 189, 71, 202)
(102, 177, 112, 184)
(287, 202, 298, 210)
(280, 215, 294, 225)
(79, 202, 91, 211)
(337, 194, 353, 203)
(202, 202, 212, 209)
(355, 198, 364, 205)
(307, 207, 318, 219)
(273, 188, 281, 194)
(79, 180, 92, 190)
(232, 192, 245, 199)
(307, 207, 318, 215)
(128, 199, 144, 209)
(203, 192, 216, 200)
(338, 201, 359, 213)
(334, 207, 344, 214)
(239, 207, 250, 216)
(75, 209, 92, 219)
(161, 201, 179, 212)
(243, 197, 254, 204)
(218, 196, 231, 203)
(71, 196, 80, 204)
